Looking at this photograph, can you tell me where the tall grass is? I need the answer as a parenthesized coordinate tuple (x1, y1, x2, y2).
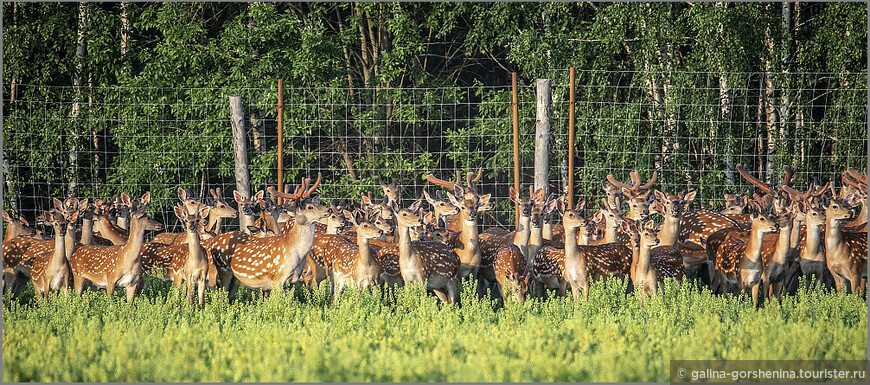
(3, 278, 866, 382)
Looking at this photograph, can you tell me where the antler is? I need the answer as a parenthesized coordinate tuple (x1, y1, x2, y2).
(302, 172, 322, 198)
(638, 171, 657, 190)
(845, 167, 867, 185)
(736, 164, 773, 193)
(606, 170, 657, 196)
(268, 173, 319, 201)
(426, 173, 459, 190)
(465, 168, 483, 192)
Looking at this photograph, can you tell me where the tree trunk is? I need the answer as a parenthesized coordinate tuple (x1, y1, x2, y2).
(764, 24, 778, 185)
(249, 112, 265, 155)
(716, 2, 735, 186)
(70, 2, 89, 197)
(535, 79, 551, 197)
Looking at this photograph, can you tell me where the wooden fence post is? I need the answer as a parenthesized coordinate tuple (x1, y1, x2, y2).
(568, 68, 576, 208)
(535, 79, 551, 198)
(230, 95, 252, 233)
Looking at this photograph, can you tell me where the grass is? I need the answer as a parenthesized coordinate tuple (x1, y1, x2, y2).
(2, 277, 867, 382)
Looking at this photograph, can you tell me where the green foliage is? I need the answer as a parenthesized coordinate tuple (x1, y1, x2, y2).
(3, 278, 866, 382)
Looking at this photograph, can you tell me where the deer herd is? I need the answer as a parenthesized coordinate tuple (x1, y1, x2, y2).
(2, 166, 867, 309)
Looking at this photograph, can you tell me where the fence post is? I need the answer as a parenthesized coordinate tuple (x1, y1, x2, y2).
(230, 95, 252, 233)
(277, 79, 284, 206)
(512, 73, 521, 226)
(535, 79, 551, 198)
(568, 68, 575, 208)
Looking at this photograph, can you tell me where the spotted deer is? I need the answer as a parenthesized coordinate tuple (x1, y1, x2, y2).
(380, 179, 401, 207)
(649, 189, 694, 281)
(2, 211, 38, 292)
(328, 213, 384, 302)
(621, 219, 660, 303)
(425, 169, 491, 281)
(590, 199, 630, 246)
(541, 196, 562, 242)
(842, 168, 867, 230)
(69, 192, 162, 302)
(713, 201, 779, 307)
(791, 195, 832, 291)
(479, 186, 542, 295)
(27, 208, 75, 299)
(532, 198, 592, 299)
(3, 210, 38, 242)
(112, 194, 132, 231)
(823, 184, 868, 295)
(493, 243, 528, 303)
(228, 174, 330, 296)
(166, 203, 212, 307)
(304, 208, 357, 289)
(391, 200, 461, 304)
(527, 194, 553, 261)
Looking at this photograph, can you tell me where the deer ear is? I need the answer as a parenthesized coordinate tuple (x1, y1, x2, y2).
(233, 190, 245, 204)
(255, 190, 264, 201)
(409, 200, 422, 214)
(654, 190, 665, 203)
(53, 198, 64, 211)
(593, 210, 603, 223)
(174, 205, 186, 220)
(80, 198, 90, 212)
(2, 211, 12, 222)
(645, 220, 655, 231)
(478, 194, 492, 210)
(20, 216, 30, 227)
(68, 210, 79, 223)
(575, 199, 585, 213)
(200, 206, 210, 219)
(534, 188, 545, 203)
(423, 191, 436, 205)
(177, 187, 186, 201)
(683, 190, 697, 203)
(619, 220, 631, 234)
(621, 187, 634, 198)
(390, 200, 400, 214)
(360, 192, 372, 206)
(509, 187, 519, 203)
(446, 191, 462, 207)
(141, 192, 152, 206)
(652, 200, 665, 214)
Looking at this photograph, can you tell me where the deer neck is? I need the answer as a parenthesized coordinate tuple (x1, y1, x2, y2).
(542, 222, 553, 241)
(80, 216, 94, 245)
(789, 217, 803, 250)
(527, 222, 544, 265)
(5, 223, 26, 242)
(635, 241, 654, 276)
(657, 214, 680, 249)
(513, 214, 531, 246)
(457, 214, 480, 263)
(64, 222, 78, 259)
(804, 222, 824, 259)
(186, 225, 205, 264)
(355, 235, 375, 269)
(563, 226, 581, 266)
(95, 216, 127, 245)
(120, 219, 148, 270)
(745, 223, 767, 264)
(771, 222, 792, 263)
(824, 217, 845, 255)
(440, 213, 462, 232)
(206, 215, 223, 234)
(577, 230, 590, 246)
(49, 226, 67, 269)
(396, 223, 417, 267)
(326, 221, 343, 235)
(116, 215, 129, 231)
(262, 210, 281, 235)
(240, 212, 255, 234)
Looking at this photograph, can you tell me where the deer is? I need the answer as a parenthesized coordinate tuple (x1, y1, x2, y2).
(842, 168, 867, 231)
(390, 199, 461, 304)
(112, 194, 132, 231)
(479, 186, 542, 295)
(590, 199, 630, 246)
(425, 169, 491, 282)
(713, 200, 779, 308)
(166, 202, 212, 307)
(493, 243, 528, 303)
(304, 208, 358, 290)
(823, 183, 868, 295)
(3, 210, 38, 242)
(328, 212, 385, 302)
(721, 190, 749, 216)
(648, 189, 695, 281)
(532, 197, 593, 299)
(380, 178, 401, 207)
(527, 194, 557, 260)
(228, 174, 330, 296)
(69, 192, 161, 302)
(606, 170, 657, 221)
(620, 219, 660, 304)
(233, 190, 265, 235)
(27, 207, 75, 299)
(790, 195, 832, 292)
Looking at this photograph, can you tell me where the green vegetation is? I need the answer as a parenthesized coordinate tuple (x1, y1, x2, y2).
(3, 278, 866, 382)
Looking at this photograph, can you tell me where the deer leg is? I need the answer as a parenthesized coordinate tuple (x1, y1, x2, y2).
(432, 289, 451, 304)
(750, 283, 760, 309)
(570, 282, 582, 300)
(198, 280, 206, 309)
(558, 280, 567, 297)
(187, 279, 195, 305)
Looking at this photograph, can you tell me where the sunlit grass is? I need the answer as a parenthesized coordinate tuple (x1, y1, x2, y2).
(3, 277, 866, 382)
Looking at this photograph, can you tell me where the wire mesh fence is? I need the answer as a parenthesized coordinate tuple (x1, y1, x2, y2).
(3, 70, 867, 233)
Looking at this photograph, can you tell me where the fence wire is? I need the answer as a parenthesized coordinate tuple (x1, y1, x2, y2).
(3, 70, 867, 233)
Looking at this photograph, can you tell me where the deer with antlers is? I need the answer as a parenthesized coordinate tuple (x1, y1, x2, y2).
(69, 193, 161, 302)
(425, 168, 491, 283)
(606, 171, 657, 221)
(842, 168, 868, 231)
(227, 174, 330, 296)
